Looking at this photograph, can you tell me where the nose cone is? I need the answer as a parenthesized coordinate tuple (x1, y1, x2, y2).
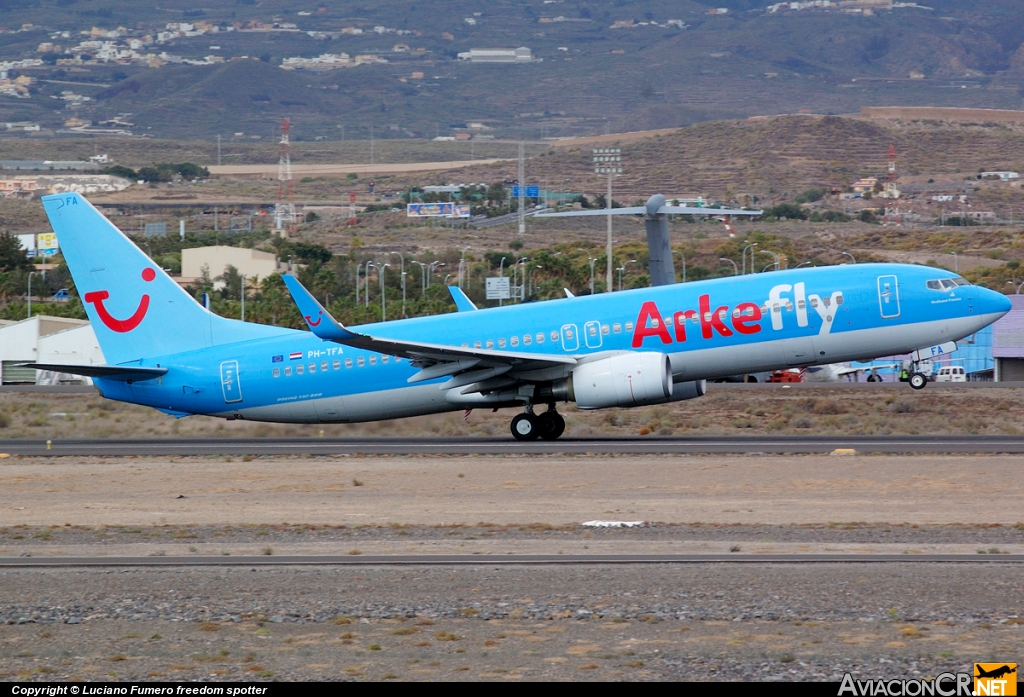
(979, 287, 1013, 317)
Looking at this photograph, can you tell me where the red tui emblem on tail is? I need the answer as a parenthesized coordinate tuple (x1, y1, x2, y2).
(84, 268, 155, 333)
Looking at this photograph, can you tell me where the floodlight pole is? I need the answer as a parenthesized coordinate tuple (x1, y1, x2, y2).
(594, 148, 621, 293)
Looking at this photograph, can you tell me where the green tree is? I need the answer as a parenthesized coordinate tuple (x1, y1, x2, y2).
(0, 233, 33, 272)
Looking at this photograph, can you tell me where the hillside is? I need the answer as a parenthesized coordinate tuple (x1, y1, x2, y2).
(1, 0, 1024, 139)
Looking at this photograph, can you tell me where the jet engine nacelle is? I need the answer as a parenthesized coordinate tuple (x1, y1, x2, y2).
(555, 352, 704, 409)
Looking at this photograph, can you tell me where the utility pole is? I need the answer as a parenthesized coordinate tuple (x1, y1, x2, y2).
(370, 124, 375, 165)
(216, 134, 221, 166)
(593, 148, 621, 292)
(517, 142, 525, 237)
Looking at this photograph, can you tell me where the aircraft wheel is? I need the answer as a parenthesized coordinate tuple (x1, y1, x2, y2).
(538, 411, 566, 440)
(511, 413, 540, 441)
(866, 374, 880, 382)
(909, 372, 928, 390)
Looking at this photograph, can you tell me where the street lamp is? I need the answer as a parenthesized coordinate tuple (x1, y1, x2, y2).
(673, 250, 686, 283)
(27, 271, 36, 318)
(378, 263, 390, 319)
(950, 252, 958, 273)
(459, 246, 471, 289)
(429, 261, 445, 289)
(760, 249, 780, 271)
(796, 261, 812, 269)
(392, 252, 406, 317)
(498, 256, 507, 306)
(841, 251, 856, 265)
(576, 249, 596, 294)
(593, 147, 621, 293)
(741, 243, 757, 275)
(528, 265, 542, 298)
(411, 261, 427, 292)
(618, 259, 637, 291)
(365, 261, 374, 307)
(719, 257, 738, 276)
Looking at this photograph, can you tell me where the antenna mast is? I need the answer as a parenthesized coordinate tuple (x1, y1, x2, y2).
(275, 117, 296, 237)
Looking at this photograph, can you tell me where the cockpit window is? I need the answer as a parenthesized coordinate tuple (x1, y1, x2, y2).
(927, 277, 971, 291)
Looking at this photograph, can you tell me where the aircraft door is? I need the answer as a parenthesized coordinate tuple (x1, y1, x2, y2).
(219, 360, 243, 403)
(560, 324, 579, 352)
(877, 275, 900, 319)
(583, 320, 602, 349)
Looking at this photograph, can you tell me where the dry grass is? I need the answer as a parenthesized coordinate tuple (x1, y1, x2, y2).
(2, 386, 1021, 442)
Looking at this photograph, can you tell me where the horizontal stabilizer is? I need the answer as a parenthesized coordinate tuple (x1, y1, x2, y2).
(448, 286, 478, 312)
(18, 363, 167, 382)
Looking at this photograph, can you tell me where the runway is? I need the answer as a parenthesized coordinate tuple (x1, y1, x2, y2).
(2, 553, 1023, 567)
(4, 434, 1024, 456)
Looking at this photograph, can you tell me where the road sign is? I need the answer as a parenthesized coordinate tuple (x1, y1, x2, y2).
(485, 277, 510, 300)
(512, 186, 539, 198)
(37, 232, 58, 256)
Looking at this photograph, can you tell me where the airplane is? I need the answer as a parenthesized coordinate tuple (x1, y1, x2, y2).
(22, 192, 1012, 440)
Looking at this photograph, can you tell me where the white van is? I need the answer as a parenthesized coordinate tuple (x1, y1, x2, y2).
(934, 366, 966, 383)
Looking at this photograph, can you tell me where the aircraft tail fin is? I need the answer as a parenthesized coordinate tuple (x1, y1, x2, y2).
(448, 286, 478, 312)
(41, 193, 287, 365)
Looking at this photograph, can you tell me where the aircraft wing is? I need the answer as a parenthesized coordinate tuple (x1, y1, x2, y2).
(282, 275, 576, 386)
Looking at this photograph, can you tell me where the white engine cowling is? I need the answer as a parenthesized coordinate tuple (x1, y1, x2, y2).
(570, 353, 674, 409)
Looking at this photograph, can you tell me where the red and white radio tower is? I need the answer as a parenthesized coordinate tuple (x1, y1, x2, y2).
(883, 143, 901, 226)
(275, 117, 296, 237)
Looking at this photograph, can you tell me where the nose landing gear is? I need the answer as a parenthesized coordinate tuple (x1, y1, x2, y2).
(510, 405, 565, 441)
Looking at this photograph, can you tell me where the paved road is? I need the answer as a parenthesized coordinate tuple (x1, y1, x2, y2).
(2, 553, 1022, 568)
(3, 435, 1024, 456)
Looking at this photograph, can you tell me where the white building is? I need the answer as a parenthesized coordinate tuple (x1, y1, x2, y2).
(980, 171, 1020, 181)
(180, 246, 287, 286)
(457, 47, 536, 63)
(0, 315, 104, 384)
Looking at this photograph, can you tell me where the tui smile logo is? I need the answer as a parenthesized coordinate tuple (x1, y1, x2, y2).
(84, 268, 156, 333)
(305, 310, 323, 328)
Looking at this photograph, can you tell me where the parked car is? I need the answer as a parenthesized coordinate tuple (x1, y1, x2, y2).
(934, 365, 967, 383)
(52, 288, 70, 301)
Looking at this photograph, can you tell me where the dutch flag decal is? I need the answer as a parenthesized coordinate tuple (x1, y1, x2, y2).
(289, 352, 302, 360)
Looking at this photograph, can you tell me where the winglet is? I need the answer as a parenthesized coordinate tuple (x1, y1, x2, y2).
(448, 285, 478, 312)
(282, 274, 363, 341)
(564, 288, 575, 298)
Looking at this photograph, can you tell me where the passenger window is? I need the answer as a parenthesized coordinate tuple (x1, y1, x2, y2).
(333, 360, 341, 370)
(382, 355, 389, 364)
(564, 328, 574, 339)
(369, 355, 377, 365)
(474, 341, 482, 348)
(588, 325, 597, 337)
(613, 323, 622, 333)
(345, 358, 353, 368)
(462, 343, 469, 347)
(550, 331, 558, 341)
(498, 338, 506, 348)
(732, 308, 741, 318)
(601, 324, 609, 335)
(835, 294, 844, 305)
(284, 366, 292, 376)
(536, 333, 545, 344)
(523, 334, 531, 345)
(308, 363, 316, 373)
(810, 298, 819, 307)
(718, 309, 728, 319)
(510, 336, 519, 347)
(625, 322, 634, 331)
(272, 367, 281, 378)
(703, 312, 712, 322)
(321, 361, 328, 371)
(785, 302, 793, 311)
(651, 318, 660, 328)
(297, 364, 305, 375)
(486, 340, 494, 349)
(395, 357, 402, 363)
(357, 357, 365, 367)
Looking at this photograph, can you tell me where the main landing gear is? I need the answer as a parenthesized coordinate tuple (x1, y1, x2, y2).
(510, 405, 565, 441)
